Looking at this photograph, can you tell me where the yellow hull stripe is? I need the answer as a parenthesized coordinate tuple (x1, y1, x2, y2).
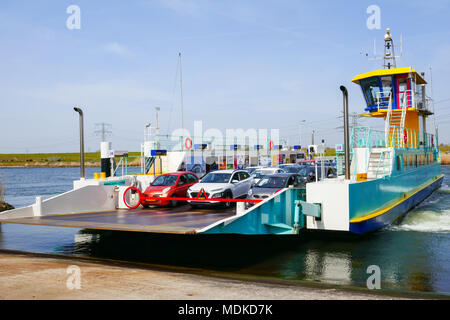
(350, 174, 444, 223)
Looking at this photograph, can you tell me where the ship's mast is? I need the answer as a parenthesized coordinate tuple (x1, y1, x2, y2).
(383, 28, 396, 69)
(366, 28, 402, 69)
(179, 52, 184, 136)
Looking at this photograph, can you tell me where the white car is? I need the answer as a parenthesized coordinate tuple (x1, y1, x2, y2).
(187, 169, 253, 208)
(251, 167, 286, 184)
(244, 166, 265, 175)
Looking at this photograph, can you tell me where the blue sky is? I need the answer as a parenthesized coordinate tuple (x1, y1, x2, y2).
(1, 0, 449, 153)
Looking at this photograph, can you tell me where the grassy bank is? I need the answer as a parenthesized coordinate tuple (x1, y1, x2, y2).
(0, 152, 141, 168)
(0, 149, 448, 167)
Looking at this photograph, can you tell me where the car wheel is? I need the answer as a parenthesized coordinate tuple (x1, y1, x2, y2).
(222, 191, 233, 208)
(170, 199, 178, 207)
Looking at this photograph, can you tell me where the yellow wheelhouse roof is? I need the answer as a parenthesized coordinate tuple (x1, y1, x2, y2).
(352, 67, 427, 85)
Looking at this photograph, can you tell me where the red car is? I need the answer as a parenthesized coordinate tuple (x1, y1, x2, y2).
(140, 172, 199, 207)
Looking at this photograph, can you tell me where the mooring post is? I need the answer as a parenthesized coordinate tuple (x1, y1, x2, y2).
(340, 86, 351, 180)
(74, 107, 85, 179)
(33, 196, 42, 217)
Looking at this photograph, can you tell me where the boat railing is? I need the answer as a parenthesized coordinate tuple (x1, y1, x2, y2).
(376, 90, 392, 111)
(375, 89, 414, 111)
(353, 126, 437, 151)
(351, 126, 386, 150)
(374, 149, 392, 178)
(144, 134, 283, 153)
(114, 157, 129, 176)
(388, 125, 420, 148)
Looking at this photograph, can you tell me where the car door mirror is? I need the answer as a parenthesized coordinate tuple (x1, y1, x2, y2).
(231, 179, 239, 184)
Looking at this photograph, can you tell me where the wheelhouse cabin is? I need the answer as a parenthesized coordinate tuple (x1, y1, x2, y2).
(352, 67, 428, 115)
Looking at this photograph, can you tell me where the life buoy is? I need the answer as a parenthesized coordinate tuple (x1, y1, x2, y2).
(123, 186, 142, 209)
(269, 141, 274, 150)
(185, 137, 192, 150)
(403, 129, 407, 145)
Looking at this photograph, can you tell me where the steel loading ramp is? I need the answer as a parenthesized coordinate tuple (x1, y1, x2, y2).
(0, 205, 235, 234)
(0, 183, 311, 235)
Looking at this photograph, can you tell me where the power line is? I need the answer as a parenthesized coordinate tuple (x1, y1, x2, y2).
(94, 123, 112, 141)
(334, 112, 361, 130)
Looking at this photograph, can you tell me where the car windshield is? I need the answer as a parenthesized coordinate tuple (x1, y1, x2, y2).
(255, 176, 287, 189)
(252, 170, 273, 179)
(151, 175, 178, 186)
(299, 167, 311, 177)
(279, 166, 300, 173)
(201, 173, 232, 183)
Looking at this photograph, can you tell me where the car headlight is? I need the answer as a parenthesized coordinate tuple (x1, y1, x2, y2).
(211, 192, 223, 198)
(247, 189, 253, 196)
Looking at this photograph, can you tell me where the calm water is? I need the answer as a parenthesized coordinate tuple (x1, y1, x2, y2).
(0, 166, 449, 296)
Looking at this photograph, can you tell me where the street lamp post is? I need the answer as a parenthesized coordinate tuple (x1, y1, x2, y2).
(299, 120, 306, 147)
(73, 107, 85, 179)
(340, 86, 350, 180)
(155, 107, 160, 148)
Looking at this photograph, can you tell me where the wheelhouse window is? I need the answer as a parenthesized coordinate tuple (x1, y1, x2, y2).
(360, 77, 381, 108)
(379, 76, 393, 107)
(415, 80, 424, 110)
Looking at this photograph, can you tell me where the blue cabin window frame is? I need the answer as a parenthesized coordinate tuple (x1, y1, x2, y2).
(379, 75, 397, 109)
(360, 77, 381, 112)
(360, 75, 398, 112)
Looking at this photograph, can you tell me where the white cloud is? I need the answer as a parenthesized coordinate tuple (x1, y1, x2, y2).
(104, 42, 131, 57)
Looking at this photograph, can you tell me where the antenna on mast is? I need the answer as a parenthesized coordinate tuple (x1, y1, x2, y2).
(365, 28, 403, 69)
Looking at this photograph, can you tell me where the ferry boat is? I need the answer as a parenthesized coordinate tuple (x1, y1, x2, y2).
(338, 28, 444, 234)
(0, 29, 443, 236)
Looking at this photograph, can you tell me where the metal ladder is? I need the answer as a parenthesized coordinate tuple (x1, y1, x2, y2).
(367, 149, 391, 179)
(385, 90, 409, 147)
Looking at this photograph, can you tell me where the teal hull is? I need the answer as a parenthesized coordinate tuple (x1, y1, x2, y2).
(348, 161, 443, 234)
